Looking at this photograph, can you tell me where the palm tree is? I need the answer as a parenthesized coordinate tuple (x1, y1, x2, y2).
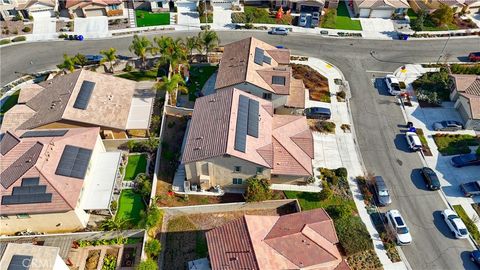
(185, 36, 201, 62)
(57, 54, 75, 73)
(155, 74, 188, 106)
(198, 30, 219, 63)
(153, 36, 188, 77)
(100, 47, 117, 73)
(129, 35, 152, 70)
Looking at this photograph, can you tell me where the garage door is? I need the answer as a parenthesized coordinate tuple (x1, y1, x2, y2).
(359, 9, 370, 18)
(84, 8, 106, 17)
(212, 2, 232, 9)
(300, 5, 320, 13)
(177, 2, 197, 12)
(30, 9, 53, 19)
(369, 9, 392, 18)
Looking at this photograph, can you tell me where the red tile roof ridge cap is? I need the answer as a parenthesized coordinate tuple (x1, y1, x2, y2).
(36, 166, 76, 210)
(302, 225, 342, 261)
(241, 215, 262, 268)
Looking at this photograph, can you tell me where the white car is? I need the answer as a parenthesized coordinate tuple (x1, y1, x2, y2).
(385, 74, 403, 96)
(405, 131, 422, 151)
(386, 210, 412, 245)
(441, 209, 469, 239)
(298, 13, 308, 27)
(268, 27, 288, 35)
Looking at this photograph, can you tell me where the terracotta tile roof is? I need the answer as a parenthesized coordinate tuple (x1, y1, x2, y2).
(17, 84, 45, 104)
(452, 74, 480, 119)
(356, 0, 410, 8)
(215, 37, 295, 95)
(286, 78, 306, 108)
(206, 209, 347, 270)
(0, 128, 99, 215)
(17, 0, 56, 9)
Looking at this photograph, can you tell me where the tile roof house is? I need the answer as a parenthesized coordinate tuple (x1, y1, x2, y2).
(449, 74, 480, 130)
(0, 243, 68, 270)
(215, 37, 306, 109)
(410, 0, 480, 14)
(65, 0, 124, 17)
(206, 208, 350, 270)
(181, 88, 313, 191)
(0, 70, 154, 139)
(0, 128, 121, 234)
(0, 0, 57, 21)
(353, 0, 410, 18)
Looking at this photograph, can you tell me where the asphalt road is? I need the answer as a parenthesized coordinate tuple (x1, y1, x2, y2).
(2, 32, 479, 270)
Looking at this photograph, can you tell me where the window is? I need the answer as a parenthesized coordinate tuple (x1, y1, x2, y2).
(234, 166, 241, 173)
(233, 178, 243, 185)
(109, 4, 119, 10)
(272, 76, 286, 86)
(16, 213, 30, 219)
(262, 93, 272, 100)
(256, 167, 264, 174)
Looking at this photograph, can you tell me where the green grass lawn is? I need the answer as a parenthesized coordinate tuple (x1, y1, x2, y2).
(116, 69, 158, 81)
(115, 189, 146, 226)
(408, 9, 459, 31)
(124, 154, 148, 181)
(136, 10, 170, 27)
(453, 205, 480, 242)
(284, 191, 356, 212)
(329, 2, 362, 31)
(188, 65, 218, 101)
(0, 90, 19, 115)
(433, 134, 479, 156)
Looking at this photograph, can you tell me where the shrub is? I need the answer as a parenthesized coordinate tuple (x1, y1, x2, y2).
(28, 15, 33, 20)
(11, 36, 26, 42)
(136, 259, 158, 270)
(58, 33, 68, 39)
(335, 167, 348, 179)
(127, 137, 159, 153)
(336, 90, 346, 99)
(110, 200, 117, 212)
(334, 216, 373, 255)
(22, 26, 31, 33)
(315, 121, 336, 133)
(326, 204, 353, 220)
(231, 12, 246, 23)
(0, 39, 11, 45)
(244, 23, 254, 29)
(145, 239, 161, 259)
(135, 173, 152, 199)
(200, 25, 211, 30)
(143, 205, 163, 230)
(12, 13, 22, 21)
(245, 177, 273, 202)
(318, 181, 333, 200)
(124, 63, 133, 72)
(319, 167, 339, 186)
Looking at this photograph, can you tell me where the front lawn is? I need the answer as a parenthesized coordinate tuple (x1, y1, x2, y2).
(136, 10, 170, 27)
(321, 2, 362, 30)
(408, 9, 459, 31)
(187, 65, 218, 101)
(124, 154, 147, 181)
(453, 205, 480, 242)
(0, 90, 19, 115)
(116, 69, 158, 81)
(115, 189, 146, 226)
(412, 69, 450, 105)
(284, 190, 356, 211)
(433, 134, 480, 156)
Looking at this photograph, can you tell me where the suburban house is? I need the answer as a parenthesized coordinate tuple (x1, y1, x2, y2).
(0, 70, 154, 139)
(181, 88, 314, 191)
(352, 0, 410, 18)
(0, 0, 57, 21)
(215, 37, 306, 110)
(0, 127, 122, 234)
(0, 243, 69, 270)
(273, 0, 325, 13)
(206, 208, 350, 270)
(409, 0, 480, 14)
(65, 0, 124, 17)
(449, 74, 480, 130)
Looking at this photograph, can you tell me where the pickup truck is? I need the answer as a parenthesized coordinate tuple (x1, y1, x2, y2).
(460, 181, 480, 197)
(469, 52, 480, 62)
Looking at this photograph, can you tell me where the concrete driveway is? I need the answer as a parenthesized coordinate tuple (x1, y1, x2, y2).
(30, 11, 56, 40)
(212, 4, 233, 29)
(74, 16, 108, 38)
(360, 18, 396, 40)
(177, 2, 200, 30)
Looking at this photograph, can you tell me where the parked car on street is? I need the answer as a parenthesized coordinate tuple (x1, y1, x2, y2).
(85, 54, 104, 65)
(298, 13, 308, 27)
(420, 167, 441, 190)
(385, 74, 403, 95)
(268, 27, 288, 35)
(311, 12, 320, 27)
(304, 107, 331, 120)
(374, 176, 391, 206)
(441, 209, 469, 239)
(405, 131, 422, 151)
(470, 250, 480, 265)
(451, 154, 480, 168)
(432, 120, 464, 131)
(460, 181, 480, 197)
(385, 209, 412, 245)
(469, 52, 480, 62)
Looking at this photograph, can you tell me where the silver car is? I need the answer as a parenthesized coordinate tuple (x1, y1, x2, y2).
(432, 120, 464, 131)
(374, 176, 392, 206)
(298, 13, 308, 27)
(268, 27, 288, 35)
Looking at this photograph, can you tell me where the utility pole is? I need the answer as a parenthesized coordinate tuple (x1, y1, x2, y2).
(436, 24, 451, 64)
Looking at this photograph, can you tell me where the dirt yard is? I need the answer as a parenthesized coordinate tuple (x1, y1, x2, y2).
(291, 63, 330, 102)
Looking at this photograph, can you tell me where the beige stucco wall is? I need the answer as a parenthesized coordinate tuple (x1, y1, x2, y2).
(271, 174, 309, 184)
(227, 82, 289, 108)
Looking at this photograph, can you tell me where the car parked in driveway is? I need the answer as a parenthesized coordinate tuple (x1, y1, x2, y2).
(432, 121, 464, 131)
(405, 131, 422, 151)
(441, 209, 469, 239)
(385, 74, 403, 96)
(385, 210, 412, 245)
(268, 27, 288, 35)
(421, 167, 441, 190)
(311, 12, 320, 27)
(298, 13, 308, 27)
(451, 154, 480, 168)
(374, 176, 391, 206)
(304, 107, 331, 120)
(460, 181, 480, 197)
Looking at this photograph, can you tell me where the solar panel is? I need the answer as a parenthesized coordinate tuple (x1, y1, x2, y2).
(73, 80, 95, 110)
(254, 48, 264, 66)
(12, 185, 47, 195)
(55, 145, 92, 179)
(263, 56, 272, 65)
(21, 177, 39, 186)
(20, 130, 67, 138)
(8, 255, 32, 270)
(247, 99, 259, 138)
(2, 194, 52, 205)
(234, 95, 249, 152)
(272, 76, 286, 86)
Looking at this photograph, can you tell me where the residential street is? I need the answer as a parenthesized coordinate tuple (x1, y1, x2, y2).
(2, 32, 480, 270)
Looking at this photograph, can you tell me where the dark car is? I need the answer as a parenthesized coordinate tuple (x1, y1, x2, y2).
(304, 107, 331, 120)
(85, 54, 104, 64)
(420, 167, 441, 190)
(451, 154, 480, 168)
(432, 120, 464, 131)
(469, 52, 480, 62)
(470, 250, 480, 265)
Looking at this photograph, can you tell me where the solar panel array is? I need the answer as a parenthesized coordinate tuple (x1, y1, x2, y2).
(247, 99, 259, 138)
(272, 76, 286, 86)
(55, 145, 92, 179)
(21, 177, 39, 186)
(2, 177, 52, 205)
(234, 95, 261, 153)
(8, 255, 32, 270)
(20, 130, 67, 138)
(254, 48, 265, 66)
(73, 80, 96, 110)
